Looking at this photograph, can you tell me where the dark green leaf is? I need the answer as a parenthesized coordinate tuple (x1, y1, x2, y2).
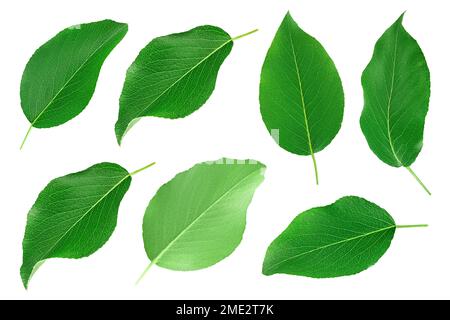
(137, 159, 265, 283)
(263, 196, 427, 278)
(361, 13, 431, 194)
(20, 20, 128, 149)
(260, 12, 344, 185)
(20, 162, 155, 288)
(115, 26, 257, 145)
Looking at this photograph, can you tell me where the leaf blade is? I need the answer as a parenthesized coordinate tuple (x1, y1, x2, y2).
(263, 196, 396, 278)
(142, 159, 265, 274)
(115, 26, 234, 145)
(20, 163, 132, 288)
(360, 14, 430, 168)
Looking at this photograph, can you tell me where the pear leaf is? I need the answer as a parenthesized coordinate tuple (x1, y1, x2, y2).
(137, 159, 265, 283)
(263, 196, 427, 278)
(21, 162, 154, 288)
(115, 26, 257, 145)
(360, 13, 431, 195)
(20, 20, 128, 149)
(260, 12, 344, 185)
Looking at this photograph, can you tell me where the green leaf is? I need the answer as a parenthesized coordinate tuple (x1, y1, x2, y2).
(263, 196, 427, 278)
(115, 26, 258, 145)
(361, 13, 431, 195)
(20, 162, 155, 289)
(137, 159, 265, 283)
(20, 20, 128, 149)
(260, 12, 344, 185)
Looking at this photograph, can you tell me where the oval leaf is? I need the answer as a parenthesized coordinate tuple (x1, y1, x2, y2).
(260, 12, 344, 185)
(138, 159, 265, 282)
(115, 26, 257, 145)
(263, 196, 427, 278)
(360, 14, 431, 194)
(20, 20, 128, 148)
(21, 163, 133, 289)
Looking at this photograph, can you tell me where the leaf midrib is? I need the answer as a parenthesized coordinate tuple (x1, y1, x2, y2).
(30, 24, 127, 126)
(133, 35, 233, 120)
(386, 21, 404, 166)
(32, 172, 131, 267)
(288, 30, 315, 159)
(266, 224, 395, 273)
(150, 168, 261, 265)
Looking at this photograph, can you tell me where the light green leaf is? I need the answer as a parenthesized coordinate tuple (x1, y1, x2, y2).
(137, 159, 265, 283)
(260, 12, 344, 185)
(361, 13, 431, 195)
(115, 26, 258, 145)
(263, 196, 427, 278)
(21, 162, 155, 289)
(20, 20, 128, 149)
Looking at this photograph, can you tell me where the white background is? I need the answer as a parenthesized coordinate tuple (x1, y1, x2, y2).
(0, 0, 448, 300)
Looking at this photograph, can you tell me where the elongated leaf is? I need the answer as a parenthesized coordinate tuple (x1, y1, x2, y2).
(20, 162, 155, 288)
(263, 196, 427, 278)
(361, 14, 431, 194)
(260, 12, 344, 184)
(20, 20, 128, 148)
(138, 159, 265, 282)
(115, 26, 257, 145)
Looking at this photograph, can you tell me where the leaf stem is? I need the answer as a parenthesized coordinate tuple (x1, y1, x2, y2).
(405, 166, 431, 196)
(311, 152, 319, 185)
(136, 260, 156, 285)
(397, 224, 429, 229)
(130, 162, 156, 176)
(232, 28, 259, 41)
(20, 125, 33, 150)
